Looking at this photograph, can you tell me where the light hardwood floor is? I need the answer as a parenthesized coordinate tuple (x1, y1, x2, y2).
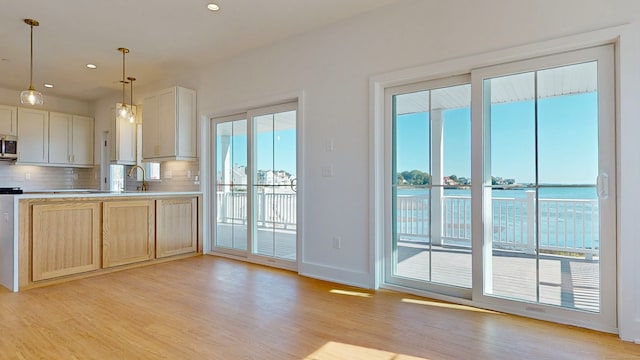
(0, 255, 638, 359)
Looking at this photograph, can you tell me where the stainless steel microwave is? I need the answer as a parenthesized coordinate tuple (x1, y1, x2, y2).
(0, 135, 18, 160)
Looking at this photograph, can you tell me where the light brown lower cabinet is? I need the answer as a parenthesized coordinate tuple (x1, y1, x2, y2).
(21, 195, 200, 289)
(156, 197, 197, 258)
(102, 200, 155, 268)
(32, 202, 101, 281)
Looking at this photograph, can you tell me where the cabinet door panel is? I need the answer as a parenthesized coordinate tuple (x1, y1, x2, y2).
(0, 105, 17, 135)
(48, 112, 72, 164)
(156, 197, 197, 258)
(103, 200, 155, 267)
(32, 202, 101, 281)
(17, 108, 48, 164)
(157, 88, 177, 158)
(72, 115, 94, 166)
(177, 87, 197, 158)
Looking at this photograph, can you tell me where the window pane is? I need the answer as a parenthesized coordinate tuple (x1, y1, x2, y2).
(216, 119, 248, 251)
(436, 84, 471, 183)
(109, 164, 124, 192)
(483, 61, 602, 313)
(537, 62, 598, 185)
(395, 91, 430, 177)
(391, 82, 472, 291)
(488, 72, 536, 184)
(253, 110, 297, 260)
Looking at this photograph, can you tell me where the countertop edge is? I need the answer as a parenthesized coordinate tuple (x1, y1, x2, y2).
(15, 191, 203, 199)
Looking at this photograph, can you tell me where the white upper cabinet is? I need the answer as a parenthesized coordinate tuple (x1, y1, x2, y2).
(110, 103, 137, 165)
(48, 112, 73, 165)
(142, 86, 197, 161)
(48, 112, 94, 167)
(17, 108, 49, 164)
(0, 105, 18, 136)
(72, 115, 94, 166)
(17, 108, 93, 167)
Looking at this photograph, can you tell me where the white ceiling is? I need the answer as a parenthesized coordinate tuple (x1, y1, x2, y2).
(0, 0, 402, 102)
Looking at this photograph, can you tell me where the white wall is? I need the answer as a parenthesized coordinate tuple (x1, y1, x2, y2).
(101, 0, 640, 340)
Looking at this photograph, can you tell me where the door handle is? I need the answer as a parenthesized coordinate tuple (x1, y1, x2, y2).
(597, 173, 609, 199)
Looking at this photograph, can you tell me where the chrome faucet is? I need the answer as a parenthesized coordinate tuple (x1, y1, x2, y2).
(127, 165, 147, 191)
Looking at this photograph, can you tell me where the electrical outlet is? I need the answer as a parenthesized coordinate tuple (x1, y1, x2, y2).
(322, 165, 334, 177)
(325, 138, 334, 152)
(332, 236, 342, 249)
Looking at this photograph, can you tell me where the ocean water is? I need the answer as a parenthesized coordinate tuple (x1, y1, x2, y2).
(398, 186, 597, 199)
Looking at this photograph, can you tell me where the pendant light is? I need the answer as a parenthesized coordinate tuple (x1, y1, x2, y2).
(127, 76, 136, 123)
(20, 19, 44, 106)
(117, 47, 132, 121)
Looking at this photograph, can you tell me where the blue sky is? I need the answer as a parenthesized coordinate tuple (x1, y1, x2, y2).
(218, 92, 598, 185)
(395, 92, 598, 185)
(217, 125, 296, 177)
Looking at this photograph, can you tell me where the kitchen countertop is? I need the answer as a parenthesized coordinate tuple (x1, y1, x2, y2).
(16, 190, 202, 199)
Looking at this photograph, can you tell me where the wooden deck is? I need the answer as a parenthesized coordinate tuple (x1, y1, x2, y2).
(397, 242, 599, 312)
(215, 223, 600, 312)
(215, 223, 297, 260)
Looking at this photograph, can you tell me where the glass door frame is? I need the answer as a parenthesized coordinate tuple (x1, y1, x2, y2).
(211, 101, 300, 272)
(470, 45, 617, 331)
(211, 113, 250, 259)
(384, 74, 472, 299)
(247, 101, 299, 270)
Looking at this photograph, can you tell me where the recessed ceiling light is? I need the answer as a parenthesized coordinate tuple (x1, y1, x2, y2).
(86, 63, 97, 69)
(207, 3, 220, 11)
(43, 83, 53, 88)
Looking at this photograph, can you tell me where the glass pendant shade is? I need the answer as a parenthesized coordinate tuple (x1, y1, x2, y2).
(20, 88, 44, 106)
(128, 110, 136, 123)
(21, 19, 43, 106)
(117, 103, 132, 122)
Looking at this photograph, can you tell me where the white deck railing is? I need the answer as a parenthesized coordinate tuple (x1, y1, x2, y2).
(216, 191, 599, 256)
(398, 192, 599, 256)
(217, 191, 296, 230)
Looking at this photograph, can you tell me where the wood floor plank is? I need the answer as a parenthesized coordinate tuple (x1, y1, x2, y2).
(0, 255, 638, 359)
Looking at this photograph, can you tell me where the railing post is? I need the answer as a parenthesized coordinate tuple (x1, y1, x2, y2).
(431, 109, 444, 246)
(260, 189, 266, 227)
(526, 190, 536, 255)
(219, 192, 227, 222)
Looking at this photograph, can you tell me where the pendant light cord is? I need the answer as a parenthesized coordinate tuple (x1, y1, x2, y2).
(29, 23, 34, 90)
(122, 49, 126, 105)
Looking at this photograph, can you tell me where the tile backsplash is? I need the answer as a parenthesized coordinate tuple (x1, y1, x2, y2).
(0, 161, 201, 192)
(124, 161, 201, 192)
(0, 163, 98, 190)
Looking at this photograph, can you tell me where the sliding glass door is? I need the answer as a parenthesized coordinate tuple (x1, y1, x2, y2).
(214, 116, 248, 254)
(251, 105, 297, 261)
(383, 44, 616, 330)
(212, 102, 298, 269)
(385, 76, 472, 298)
(472, 45, 616, 329)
